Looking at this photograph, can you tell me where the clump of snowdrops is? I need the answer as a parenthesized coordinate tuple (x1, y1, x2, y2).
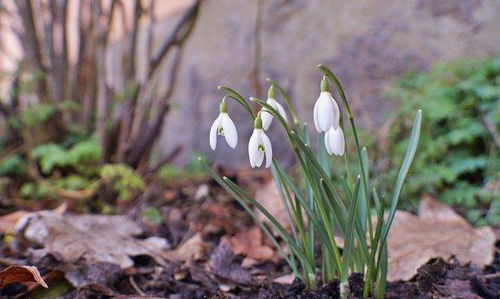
(204, 65, 422, 298)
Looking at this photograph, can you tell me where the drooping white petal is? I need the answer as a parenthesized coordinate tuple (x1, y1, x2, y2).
(274, 100, 288, 123)
(324, 127, 334, 155)
(220, 113, 238, 149)
(261, 99, 288, 130)
(254, 131, 265, 167)
(313, 92, 335, 132)
(209, 114, 222, 150)
(261, 130, 273, 168)
(332, 127, 345, 156)
(261, 107, 273, 130)
(331, 97, 340, 129)
(313, 99, 321, 132)
(325, 127, 345, 156)
(248, 130, 261, 167)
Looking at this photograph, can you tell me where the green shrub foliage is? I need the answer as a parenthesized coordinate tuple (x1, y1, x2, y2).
(385, 57, 499, 225)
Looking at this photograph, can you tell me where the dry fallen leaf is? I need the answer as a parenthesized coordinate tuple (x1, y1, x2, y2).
(0, 204, 67, 236)
(228, 227, 275, 262)
(255, 180, 290, 232)
(0, 211, 30, 235)
(208, 243, 252, 285)
(273, 273, 295, 285)
(386, 196, 495, 281)
(65, 262, 122, 289)
(0, 265, 48, 289)
(164, 233, 207, 262)
(16, 211, 169, 269)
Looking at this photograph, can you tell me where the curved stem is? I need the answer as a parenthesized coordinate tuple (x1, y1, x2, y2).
(218, 86, 256, 119)
(318, 65, 374, 239)
(266, 78, 300, 129)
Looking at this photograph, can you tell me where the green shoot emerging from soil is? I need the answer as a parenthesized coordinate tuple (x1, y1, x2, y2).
(203, 65, 422, 298)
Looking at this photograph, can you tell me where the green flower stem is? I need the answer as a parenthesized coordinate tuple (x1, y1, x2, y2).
(218, 86, 256, 119)
(251, 96, 346, 278)
(266, 78, 300, 129)
(318, 65, 374, 237)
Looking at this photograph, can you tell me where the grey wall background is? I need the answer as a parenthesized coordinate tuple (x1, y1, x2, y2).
(158, 0, 500, 167)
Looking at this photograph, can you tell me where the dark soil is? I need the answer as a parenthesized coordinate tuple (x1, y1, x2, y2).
(0, 178, 497, 298)
(251, 254, 499, 299)
(1, 239, 498, 299)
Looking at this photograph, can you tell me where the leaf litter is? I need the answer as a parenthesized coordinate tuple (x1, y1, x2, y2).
(386, 196, 496, 281)
(0, 178, 496, 297)
(15, 210, 170, 269)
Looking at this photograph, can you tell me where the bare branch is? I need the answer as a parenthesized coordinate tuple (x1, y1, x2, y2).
(148, 0, 200, 79)
(128, 0, 143, 81)
(62, 0, 71, 103)
(16, 0, 49, 101)
(125, 48, 183, 167)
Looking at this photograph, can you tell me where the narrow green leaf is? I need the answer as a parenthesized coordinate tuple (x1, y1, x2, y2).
(380, 110, 422, 246)
(358, 147, 369, 231)
(318, 133, 331, 176)
(375, 243, 388, 299)
(341, 176, 361, 282)
(202, 161, 298, 273)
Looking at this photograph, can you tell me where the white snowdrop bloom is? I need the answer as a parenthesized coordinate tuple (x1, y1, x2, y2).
(325, 126, 345, 156)
(209, 100, 238, 150)
(261, 85, 288, 130)
(248, 115, 273, 168)
(313, 77, 340, 133)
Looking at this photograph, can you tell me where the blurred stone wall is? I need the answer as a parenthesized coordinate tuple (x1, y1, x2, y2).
(159, 0, 500, 167)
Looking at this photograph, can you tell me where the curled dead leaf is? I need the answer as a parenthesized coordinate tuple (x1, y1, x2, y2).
(0, 211, 30, 235)
(273, 273, 295, 285)
(16, 211, 170, 269)
(255, 180, 291, 233)
(228, 227, 275, 262)
(386, 196, 495, 281)
(0, 265, 48, 289)
(208, 243, 252, 285)
(164, 233, 207, 262)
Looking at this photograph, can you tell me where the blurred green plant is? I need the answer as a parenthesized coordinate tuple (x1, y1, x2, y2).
(158, 152, 207, 183)
(0, 109, 145, 206)
(383, 57, 499, 225)
(141, 207, 162, 226)
(100, 164, 146, 201)
(0, 0, 202, 208)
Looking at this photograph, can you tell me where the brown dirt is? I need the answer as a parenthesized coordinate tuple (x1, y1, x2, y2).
(0, 177, 497, 298)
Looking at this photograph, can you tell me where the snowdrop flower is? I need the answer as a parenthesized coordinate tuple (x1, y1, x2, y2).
(261, 85, 287, 130)
(248, 114, 273, 168)
(325, 126, 345, 156)
(209, 99, 238, 150)
(313, 76, 340, 133)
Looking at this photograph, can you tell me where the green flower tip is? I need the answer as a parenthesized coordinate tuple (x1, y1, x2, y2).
(320, 76, 329, 92)
(254, 113, 263, 129)
(217, 85, 223, 91)
(219, 100, 228, 113)
(267, 85, 276, 99)
(317, 64, 323, 68)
